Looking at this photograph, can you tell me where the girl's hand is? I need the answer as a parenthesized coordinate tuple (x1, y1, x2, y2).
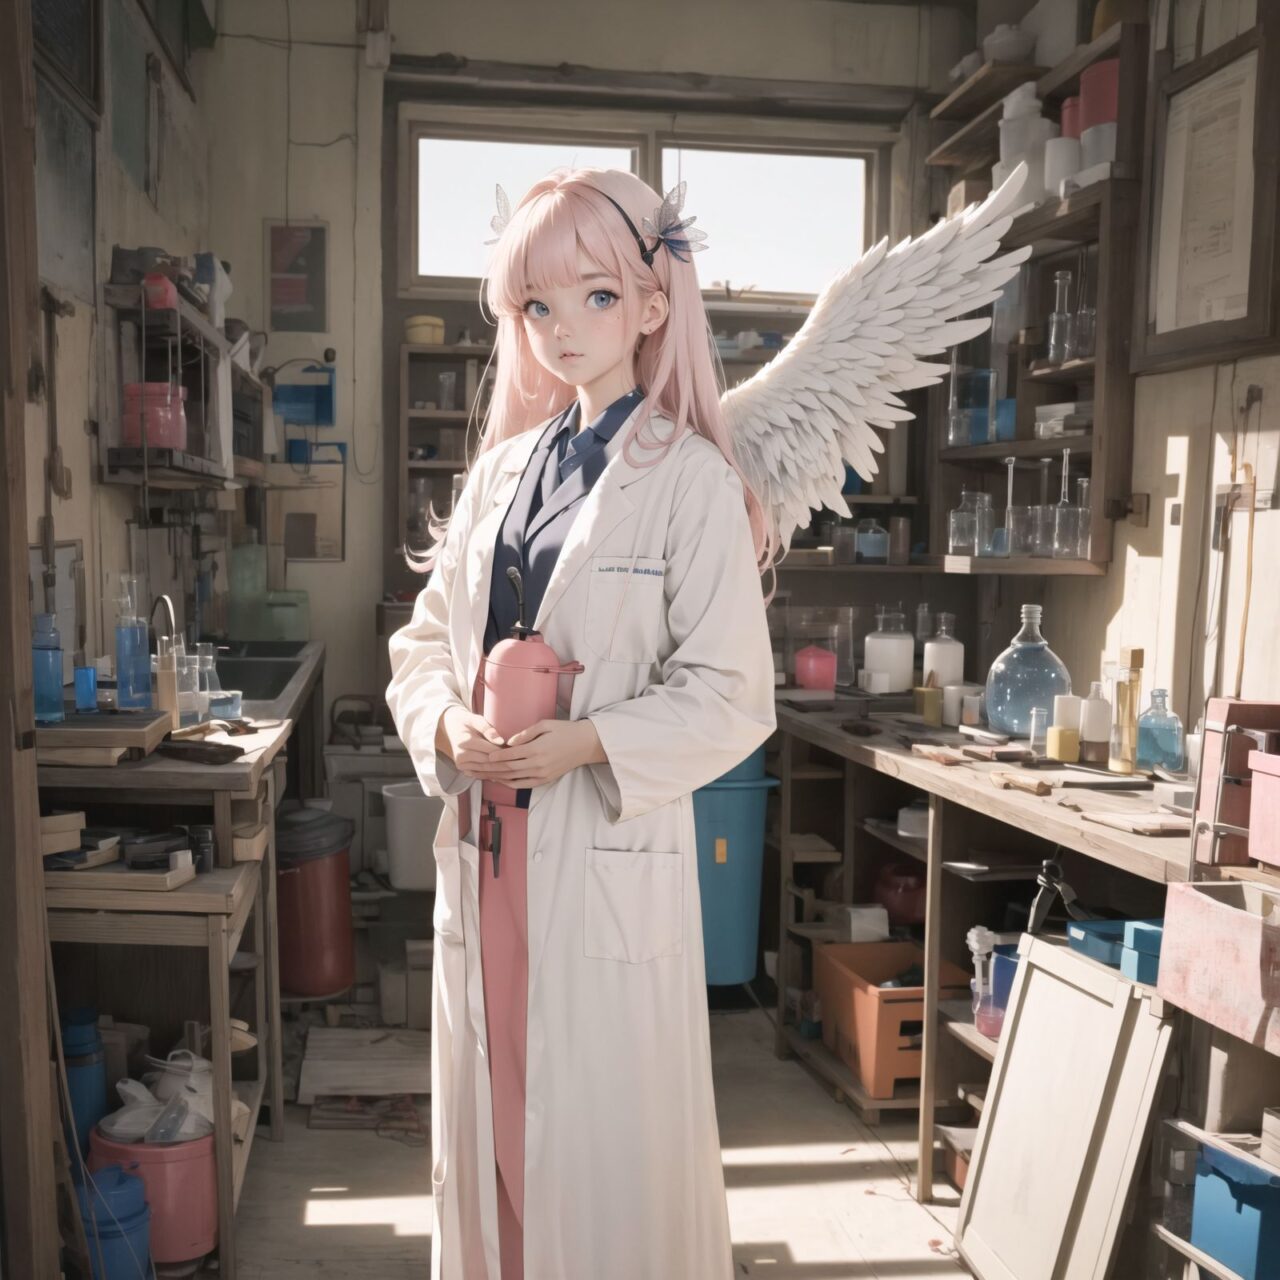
(438, 706, 508, 778)
(488, 719, 603, 789)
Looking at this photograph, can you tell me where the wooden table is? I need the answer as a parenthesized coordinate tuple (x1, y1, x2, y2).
(47, 861, 284, 1280)
(772, 703, 1191, 1202)
(38, 717, 293, 869)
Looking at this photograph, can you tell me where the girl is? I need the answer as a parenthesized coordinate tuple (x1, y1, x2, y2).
(386, 167, 777, 1280)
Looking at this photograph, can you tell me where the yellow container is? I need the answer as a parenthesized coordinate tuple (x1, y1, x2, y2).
(405, 314, 445, 345)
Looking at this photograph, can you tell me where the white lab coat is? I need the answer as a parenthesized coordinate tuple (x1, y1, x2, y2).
(385, 404, 776, 1280)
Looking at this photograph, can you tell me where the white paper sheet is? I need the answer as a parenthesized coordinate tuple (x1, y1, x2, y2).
(1154, 49, 1257, 334)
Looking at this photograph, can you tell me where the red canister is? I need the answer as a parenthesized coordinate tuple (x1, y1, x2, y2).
(1079, 60, 1119, 130)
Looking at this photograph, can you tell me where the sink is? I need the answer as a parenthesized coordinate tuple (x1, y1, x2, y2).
(214, 658, 301, 702)
(218, 640, 309, 659)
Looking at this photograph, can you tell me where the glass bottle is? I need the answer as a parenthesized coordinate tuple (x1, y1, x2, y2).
(1052, 446, 1084, 559)
(949, 490, 983, 554)
(33, 613, 65, 724)
(864, 609, 915, 692)
(1137, 689, 1186, 772)
(914, 603, 933, 658)
(974, 491, 995, 556)
(984, 604, 1072, 737)
(855, 517, 888, 564)
(115, 574, 152, 710)
(1033, 457, 1056, 557)
(947, 346, 969, 446)
(1080, 679, 1112, 764)
(1046, 269, 1074, 366)
(1074, 477, 1092, 560)
(924, 613, 965, 689)
(1108, 647, 1144, 775)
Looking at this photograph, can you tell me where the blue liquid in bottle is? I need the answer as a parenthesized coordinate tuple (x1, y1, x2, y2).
(1137, 688, 1185, 772)
(33, 613, 65, 723)
(115, 575, 152, 710)
(985, 603, 1071, 737)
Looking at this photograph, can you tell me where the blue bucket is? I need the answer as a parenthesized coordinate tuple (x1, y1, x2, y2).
(77, 1166, 152, 1279)
(62, 1010, 108, 1155)
(694, 748, 780, 985)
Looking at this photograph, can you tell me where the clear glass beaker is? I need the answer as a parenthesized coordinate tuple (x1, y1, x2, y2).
(1047, 269, 1074, 366)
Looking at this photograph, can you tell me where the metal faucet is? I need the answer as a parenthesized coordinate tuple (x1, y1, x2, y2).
(150, 594, 177, 648)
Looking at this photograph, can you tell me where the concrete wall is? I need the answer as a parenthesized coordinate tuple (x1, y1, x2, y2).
(27, 0, 212, 658)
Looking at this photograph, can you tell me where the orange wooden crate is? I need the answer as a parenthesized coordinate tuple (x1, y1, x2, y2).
(813, 941, 971, 1099)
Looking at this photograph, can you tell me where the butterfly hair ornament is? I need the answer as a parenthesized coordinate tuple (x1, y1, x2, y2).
(484, 180, 708, 266)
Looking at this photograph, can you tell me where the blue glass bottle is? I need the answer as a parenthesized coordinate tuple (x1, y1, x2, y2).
(985, 604, 1071, 737)
(1137, 688, 1185, 772)
(115, 575, 152, 710)
(33, 613, 65, 723)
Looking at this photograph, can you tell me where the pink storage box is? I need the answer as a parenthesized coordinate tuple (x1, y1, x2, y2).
(89, 1127, 217, 1263)
(1249, 750, 1280, 868)
(1158, 881, 1280, 1055)
(1061, 95, 1081, 140)
(123, 382, 188, 449)
(1194, 698, 1280, 865)
(1079, 59, 1119, 130)
(142, 271, 179, 309)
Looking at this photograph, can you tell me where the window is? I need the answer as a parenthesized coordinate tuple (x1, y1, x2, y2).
(416, 138, 636, 282)
(660, 147, 867, 296)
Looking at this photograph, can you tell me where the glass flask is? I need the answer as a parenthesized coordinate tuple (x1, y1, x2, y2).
(989, 456, 1017, 557)
(863, 609, 915, 693)
(974, 491, 995, 556)
(1033, 457, 1056, 557)
(948, 490, 980, 554)
(1052, 446, 1085, 559)
(984, 604, 1072, 736)
(1029, 707, 1050, 755)
(1137, 688, 1186, 772)
(1046, 269, 1074, 366)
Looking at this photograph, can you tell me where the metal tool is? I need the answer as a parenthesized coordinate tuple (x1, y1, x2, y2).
(484, 800, 503, 879)
(1027, 858, 1095, 934)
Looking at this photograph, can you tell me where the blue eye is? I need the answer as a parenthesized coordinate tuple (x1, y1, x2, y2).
(588, 289, 618, 310)
(523, 300, 550, 319)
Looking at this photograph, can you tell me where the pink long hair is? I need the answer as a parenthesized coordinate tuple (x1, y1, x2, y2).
(412, 167, 775, 575)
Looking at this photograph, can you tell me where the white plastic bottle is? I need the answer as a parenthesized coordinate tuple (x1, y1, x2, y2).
(923, 612, 965, 689)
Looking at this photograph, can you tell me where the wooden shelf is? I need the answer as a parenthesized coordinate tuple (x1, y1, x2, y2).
(943, 555, 1106, 576)
(844, 494, 919, 505)
(925, 98, 1003, 173)
(931, 60, 1047, 122)
(1027, 358, 1096, 384)
(718, 347, 786, 365)
(859, 817, 928, 864)
(407, 459, 465, 472)
(232, 1075, 267, 1208)
(402, 343, 493, 359)
(1037, 21, 1125, 103)
(939, 1001, 998, 1063)
(938, 436, 1093, 463)
(104, 447, 229, 490)
(1150, 1224, 1245, 1280)
(106, 284, 229, 355)
(776, 561, 944, 574)
(1004, 181, 1117, 253)
(791, 765, 843, 781)
(766, 833, 843, 865)
(782, 1024, 921, 1119)
(407, 409, 470, 422)
(1165, 1118, 1280, 1177)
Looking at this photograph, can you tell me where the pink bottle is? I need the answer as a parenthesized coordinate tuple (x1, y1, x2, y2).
(479, 567, 584, 803)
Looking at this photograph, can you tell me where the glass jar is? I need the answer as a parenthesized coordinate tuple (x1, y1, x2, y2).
(984, 604, 1072, 736)
(33, 613, 65, 724)
(855, 518, 888, 564)
(1137, 688, 1185, 772)
(1047, 269, 1074, 366)
(974, 491, 995, 556)
(949, 490, 984, 555)
(923, 612, 965, 689)
(864, 609, 915, 692)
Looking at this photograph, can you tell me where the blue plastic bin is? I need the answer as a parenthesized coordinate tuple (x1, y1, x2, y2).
(1191, 1146, 1280, 1280)
(693, 748, 780, 985)
(1066, 919, 1127, 968)
(76, 1165, 152, 1279)
(62, 1010, 108, 1154)
(272, 365, 335, 426)
(1119, 946, 1160, 985)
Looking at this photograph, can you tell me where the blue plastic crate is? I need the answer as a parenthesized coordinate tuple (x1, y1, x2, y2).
(1119, 945, 1159, 985)
(1123, 918, 1164, 956)
(272, 365, 335, 426)
(1191, 1145, 1280, 1280)
(1066, 919, 1127, 968)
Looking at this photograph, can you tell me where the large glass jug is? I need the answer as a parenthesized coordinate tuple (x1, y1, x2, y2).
(985, 604, 1071, 736)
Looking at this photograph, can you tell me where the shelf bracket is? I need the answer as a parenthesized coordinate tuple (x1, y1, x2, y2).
(1105, 493, 1149, 527)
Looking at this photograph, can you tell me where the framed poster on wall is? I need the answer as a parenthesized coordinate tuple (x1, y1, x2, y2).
(265, 219, 328, 333)
(1133, 14, 1280, 371)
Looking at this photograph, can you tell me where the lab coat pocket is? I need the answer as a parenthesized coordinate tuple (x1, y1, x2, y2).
(583, 847, 683, 963)
(584, 556, 665, 663)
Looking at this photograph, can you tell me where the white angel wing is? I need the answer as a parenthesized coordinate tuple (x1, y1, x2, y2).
(723, 164, 1032, 552)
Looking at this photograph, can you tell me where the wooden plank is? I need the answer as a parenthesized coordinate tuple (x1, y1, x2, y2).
(940, 1002, 998, 1064)
(44, 861, 197, 894)
(38, 810, 85, 834)
(1036, 20, 1124, 103)
(781, 1025, 921, 1123)
(39, 829, 81, 856)
(860, 817, 928, 864)
(36, 744, 127, 766)
(942, 555, 1107, 576)
(45, 845, 119, 871)
(925, 99, 1003, 172)
(44, 864, 250, 915)
(1150, 1223, 1246, 1280)
(232, 1076, 267, 1207)
(45, 910, 206, 947)
(208, 915, 238, 1279)
(931, 61, 1047, 122)
(940, 435, 1095, 464)
(34, 709, 170, 752)
(296, 1028, 432, 1104)
(262, 798, 285, 1140)
(916, 796, 945, 1202)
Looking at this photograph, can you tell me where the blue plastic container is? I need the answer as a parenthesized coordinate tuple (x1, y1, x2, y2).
(33, 613, 65, 723)
(1119, 946, 1159, 984)
(62, 1011, 108, 1154)
(991, 944, 1020, 1010)
(1066, 919, 1127, 968)
(1123, 918, 1164, 956)
(1191, 1146, 1280, 1280)
(693, 748, 780, 985)
(77, 1165, 152, 1279)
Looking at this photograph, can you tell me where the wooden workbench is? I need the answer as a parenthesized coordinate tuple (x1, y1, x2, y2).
(772, 702, 1191, 1203)
(48, 858, 283, 1280)
(40, 717, 292, 1280)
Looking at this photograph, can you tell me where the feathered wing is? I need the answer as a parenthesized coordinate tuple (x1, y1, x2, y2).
(722, 164, 1032, 552)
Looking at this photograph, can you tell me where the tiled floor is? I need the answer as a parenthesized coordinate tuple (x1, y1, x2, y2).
(233, 1008, 968, 1278)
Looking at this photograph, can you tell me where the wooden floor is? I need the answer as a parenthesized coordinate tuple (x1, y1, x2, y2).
(234, 1009, 969, 1279)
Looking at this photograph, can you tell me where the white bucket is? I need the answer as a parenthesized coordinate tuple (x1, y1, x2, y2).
(383, 781, 443, 891)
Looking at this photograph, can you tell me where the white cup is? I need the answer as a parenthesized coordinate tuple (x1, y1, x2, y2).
(1044, 137, 1082, 197)
(944, 682, 986, 728)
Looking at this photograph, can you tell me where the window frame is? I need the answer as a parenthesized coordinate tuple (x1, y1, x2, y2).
(396, 102, 891, 306)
